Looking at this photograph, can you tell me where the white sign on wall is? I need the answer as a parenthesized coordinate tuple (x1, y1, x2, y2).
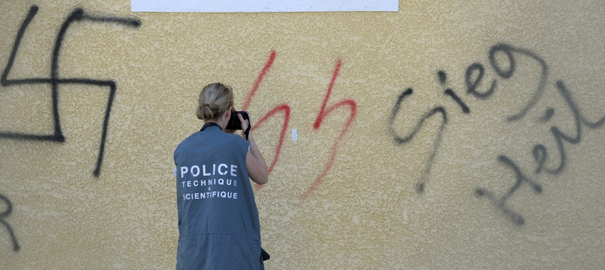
(131, 0, 398, 12)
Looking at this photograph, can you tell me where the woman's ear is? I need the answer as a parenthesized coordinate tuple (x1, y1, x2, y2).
(225, 106, 232, 120)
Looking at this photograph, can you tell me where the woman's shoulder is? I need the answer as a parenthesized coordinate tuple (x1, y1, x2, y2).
(177, 131, 203, 144)
(174, 131, 201, 153)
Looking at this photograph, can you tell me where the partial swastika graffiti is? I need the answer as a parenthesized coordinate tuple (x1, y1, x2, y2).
(1, 5, 140, 177)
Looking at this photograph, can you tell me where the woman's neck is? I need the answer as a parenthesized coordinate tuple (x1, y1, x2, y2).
(205, 119, 226, 131)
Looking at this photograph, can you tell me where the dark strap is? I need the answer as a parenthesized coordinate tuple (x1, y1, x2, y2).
(201, 122, 249, 141)
(243, 124, 250, 140)
(200, 122, 222, 132)
(261, 248, 270, 261)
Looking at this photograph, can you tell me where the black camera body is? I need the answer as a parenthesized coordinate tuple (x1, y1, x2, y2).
(226, 111, 249, 130)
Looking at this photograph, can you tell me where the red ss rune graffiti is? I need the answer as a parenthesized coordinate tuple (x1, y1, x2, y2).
(242, 51, 357, 201)
(242, 51, 291, 179)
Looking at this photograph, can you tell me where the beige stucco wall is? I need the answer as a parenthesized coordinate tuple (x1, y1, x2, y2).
(1, 0, 604, 269)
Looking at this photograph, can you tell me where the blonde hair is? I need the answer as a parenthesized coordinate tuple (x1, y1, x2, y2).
(196, 83, 234, 121)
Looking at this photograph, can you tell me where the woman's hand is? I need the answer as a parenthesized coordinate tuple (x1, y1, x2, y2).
(237, 111, 250, 138)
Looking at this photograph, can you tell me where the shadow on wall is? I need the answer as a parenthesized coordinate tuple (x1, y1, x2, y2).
(0, 5, 141, 177)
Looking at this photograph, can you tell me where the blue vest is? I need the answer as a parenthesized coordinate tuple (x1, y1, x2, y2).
(174, 125, 263, 270)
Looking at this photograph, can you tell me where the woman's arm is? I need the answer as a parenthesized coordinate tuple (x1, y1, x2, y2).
(239, 112, 268, 185)
(246, 134, 268, 185)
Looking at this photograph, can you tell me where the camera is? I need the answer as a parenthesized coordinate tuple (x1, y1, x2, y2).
(226, 110, 249, 130)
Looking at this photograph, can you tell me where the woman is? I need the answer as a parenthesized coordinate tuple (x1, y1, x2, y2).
(173, 82, 268, 269)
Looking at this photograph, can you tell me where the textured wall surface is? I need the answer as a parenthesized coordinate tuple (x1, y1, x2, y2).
(1, 0, 605, 269)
